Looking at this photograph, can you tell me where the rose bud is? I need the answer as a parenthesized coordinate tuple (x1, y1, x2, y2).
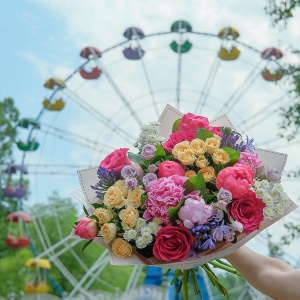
(74, 217, 98, 240)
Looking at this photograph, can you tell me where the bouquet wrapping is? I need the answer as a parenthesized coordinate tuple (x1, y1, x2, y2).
(71, 104, 297, 298)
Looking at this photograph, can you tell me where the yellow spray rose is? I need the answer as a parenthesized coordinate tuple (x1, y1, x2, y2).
(185, 170, 197, 178)
(104, 186, 125, 209)
(190, 139, 207, 155)
(112, 238, 132, 258)
(100, 223, 117, 243)
(127, 186, 144, 208)
(212, 149, 230, 165)
(119, 206, 139, 230)
(195, 155, 209, 169)
(199, 166, 216, 182)
(205, 137, 220, 154)
(114, 180, 128, 198)
(177, 149, 196, 165)
(94, 208, 113, 224)
(172, 141, 190, 159)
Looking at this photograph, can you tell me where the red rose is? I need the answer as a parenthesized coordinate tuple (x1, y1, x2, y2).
(227, 190, 265, 234)
(178, 112, 209, 131)
(158, 161, 185, 178)
(163, 130, 195, 153)
(153, 226, 194, 262)
(100, 148, 132, 172)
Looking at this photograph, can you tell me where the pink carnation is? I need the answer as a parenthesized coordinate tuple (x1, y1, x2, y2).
(216, 164, 254, 199)
(143, 175, 185, 224)
(178, 198, 213, 229)
(238, 152, 262, 174)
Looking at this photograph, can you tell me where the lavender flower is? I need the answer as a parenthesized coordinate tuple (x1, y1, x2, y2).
(125, 177, 138, 189)
(142, 173, 158, 186)
(148, 164, 158, 173)
(121, 165, 137, 179)
(217, 188, 232, 202)
(141, 144, 156, 160)
(267, 168, 281, 182)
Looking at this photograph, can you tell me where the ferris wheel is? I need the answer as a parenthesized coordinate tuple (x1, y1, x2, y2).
(3, 19, 300, 299)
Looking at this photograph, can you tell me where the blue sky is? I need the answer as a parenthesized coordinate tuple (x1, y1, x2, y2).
(1, 0, 300, 265)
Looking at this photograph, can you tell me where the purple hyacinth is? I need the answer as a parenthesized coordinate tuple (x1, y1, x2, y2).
(234, 135, 256, 153)
(91, 166, 121, 199)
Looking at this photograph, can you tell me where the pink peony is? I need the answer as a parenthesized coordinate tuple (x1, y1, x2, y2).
(216, 164, 254, 199)
(178, 113, 209, 131)
(100, 148, 132, 172)
(227, 190, 265, 234)
(153, 225, 194, 262)
(158, 161, 185, 178)
(206, 125, 222, 137)
(163, 130, 195, 153)
(178, 198, 213, 229)
(74, 217, 98, 240)
(143, 175, 185, 224)
(238, 152, 262, 174)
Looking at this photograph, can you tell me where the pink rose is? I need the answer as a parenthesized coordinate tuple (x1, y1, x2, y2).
(100, 148, 132, 172)
(178, 112, 209, 131)
(158, 161, 185, 178)
(238, 152, 262, 174)
(178, 198, 213, 229)
(163, 130, 195, 153)
(216, 164, 254, 199)
(227, 190, 265, 234)
(74, 217, 98, 240)
(153, 226, 194, 262)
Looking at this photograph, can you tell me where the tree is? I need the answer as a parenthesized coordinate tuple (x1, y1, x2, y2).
(265, 0, 300, 26)
(0, 97, 19, 166)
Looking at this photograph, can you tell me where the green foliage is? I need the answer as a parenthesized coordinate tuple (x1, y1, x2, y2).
(265, 0, 300, 26)
(0, 97, 19, 166)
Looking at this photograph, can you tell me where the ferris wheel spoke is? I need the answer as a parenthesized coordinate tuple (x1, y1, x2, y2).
(62, 88, 136, 143)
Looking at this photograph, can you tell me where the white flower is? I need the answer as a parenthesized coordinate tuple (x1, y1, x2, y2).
(256, 188, 265, 198)
(273, 183, 284, 193)
(263, 207, 276, 219)
(262, 193, 274, 205)
(135, 236, 147, 249)
(147, 222, 159, 235)
(270, 189, 280, 199)
(275, 203, 285, 214)
(142, 232, 153, 244)
(123, 229, 137, 241)
(141, 226, 153, 235)
(135, 218, 147, 231)
(260, 180, 270, 189)
(254, 181, 261, 189)
(279, 193, 290, 207)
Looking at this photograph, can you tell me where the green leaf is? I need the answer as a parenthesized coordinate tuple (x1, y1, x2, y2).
(128, 152, 145, 166)
(82, 239, 93, 252)
(90, 215, 99, 223)
(83, 205, 89, 216)
(154, 144, 166, 157)
(91, 203, 105, 209)
(222, 147, 240, 165)
(183, 172, 206, 196)
(168, 198, 185, 223)
(172, 118, 181, 132)
(196, 128, 214, 141)
(169, 269, 182, 286)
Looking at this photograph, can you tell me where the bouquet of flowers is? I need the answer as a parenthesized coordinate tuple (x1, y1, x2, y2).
(72, 105, 297, 299)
